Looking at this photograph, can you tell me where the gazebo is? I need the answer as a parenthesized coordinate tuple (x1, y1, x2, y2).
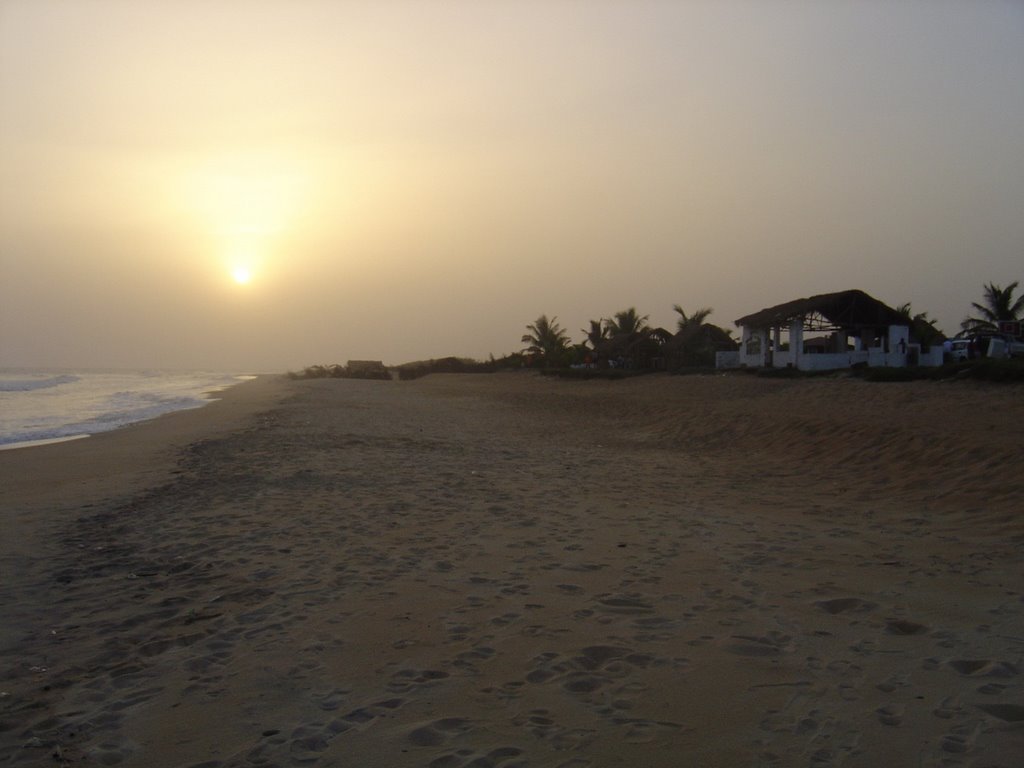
(731, 289, 944, 371)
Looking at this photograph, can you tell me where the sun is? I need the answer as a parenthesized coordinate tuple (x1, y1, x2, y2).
(232, 266, 253, 285)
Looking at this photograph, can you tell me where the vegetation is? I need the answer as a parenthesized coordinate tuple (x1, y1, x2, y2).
(961, 281, 1024, 334)
(667, 306, 736, 368)
(521, 315, 571, 368)
(287, 362, 391, 380)
(855, 358, 1024, 383)
(292, 281, 1023, 384)
(521, 303, 738, 372)
(895, 302, 945, 347)
(582, 319, 607, 348)
(519, 282, 1023, 377)
(604, 307, 649, 338)
(395, 356, 508, 380)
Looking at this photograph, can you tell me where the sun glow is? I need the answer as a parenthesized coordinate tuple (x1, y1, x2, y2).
(179, 151, 312, 292)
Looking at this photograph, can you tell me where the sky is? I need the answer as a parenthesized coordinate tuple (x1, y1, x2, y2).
(1, 0, 1022, 371)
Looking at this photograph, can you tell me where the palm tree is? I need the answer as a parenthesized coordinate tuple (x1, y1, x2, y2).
(582, 319, 608, 351)
(668, 305, 734, 368)
(601, 308, 652, 368)
(961, 281, 1024, 334)
(895, 302, 945, 347)
(604, 307, 649, 337)
(673, 305, 714, 339)
(521, 314, 570, 367)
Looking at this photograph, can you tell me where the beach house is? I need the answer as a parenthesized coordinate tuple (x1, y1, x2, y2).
(727, 289, 945, 371)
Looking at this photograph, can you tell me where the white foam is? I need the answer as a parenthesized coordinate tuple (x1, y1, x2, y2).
(0, 370, 247, 447)
(0, 374, 80, 392)
(0, 434, 89, 451)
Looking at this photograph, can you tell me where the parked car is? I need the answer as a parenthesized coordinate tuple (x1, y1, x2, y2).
(948, 338, 972, 362)
(948, 334, 1024, 361)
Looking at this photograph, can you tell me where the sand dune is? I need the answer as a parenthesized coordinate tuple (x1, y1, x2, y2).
(1, 372, 1021, 767)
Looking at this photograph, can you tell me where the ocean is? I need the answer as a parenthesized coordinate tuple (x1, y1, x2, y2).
(0, 370, 253, 450)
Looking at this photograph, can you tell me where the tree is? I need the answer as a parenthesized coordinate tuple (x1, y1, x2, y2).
(604, 307, 649, 337)
(521, 314, 570, 367)
(667, 305, 736, 368)
(582, 319, 608, 351)
(601, 308, 654, 368)
(895, 302, 945, 347)
(673, 305, 713, 339)
(961, 281, 1024, 334)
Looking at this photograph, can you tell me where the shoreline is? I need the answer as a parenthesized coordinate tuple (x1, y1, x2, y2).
(0, 434, 91, 452)
(0, 375, 288, 516)
(1, 373, 1022, 766)
(0, 370, 258, 453)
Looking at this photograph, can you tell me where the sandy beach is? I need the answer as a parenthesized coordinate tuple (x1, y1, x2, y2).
(1, 371, 1022, 767)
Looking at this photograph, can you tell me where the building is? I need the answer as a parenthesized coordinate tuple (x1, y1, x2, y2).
(730, 289, 944, 371)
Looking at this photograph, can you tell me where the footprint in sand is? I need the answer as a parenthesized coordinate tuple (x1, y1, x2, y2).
(977, 703, 1024, 722)
(722, 632, 793, 657)
(612, 716, 684, 744)
(388, 668, 451, 693)
(941, 724, 977, 755)
(933, 695, 961, 719)
(884, 618, 928, 636)
(595, 595, 654, 614)
(876, 704, 905, 726)
(407, 717, 473, 747)
(947, 659, 1018, 678)
(814, 598, 877, 615)
(428, 746, 524, 768)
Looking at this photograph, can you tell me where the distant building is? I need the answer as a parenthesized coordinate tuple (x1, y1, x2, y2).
(346, 360, 391, 379)
(728, 289, 944, 371)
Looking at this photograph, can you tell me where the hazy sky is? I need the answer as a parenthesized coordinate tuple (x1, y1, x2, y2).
(1, 0, 1022, 371)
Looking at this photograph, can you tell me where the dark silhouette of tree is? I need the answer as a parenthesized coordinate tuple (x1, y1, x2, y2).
(521, 314, 570, 367)
(673, 305, 713, 338)
(895, 302, 945, 346)
(666, 305, 736, 368)
(582, 319, 608, 350)
(961, 281, 1024, 334)
(601, 308, 654, 368)
(604, 307, 649, 337)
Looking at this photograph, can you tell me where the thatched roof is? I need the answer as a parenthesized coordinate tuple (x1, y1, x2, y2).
(735, 289, 906, 330)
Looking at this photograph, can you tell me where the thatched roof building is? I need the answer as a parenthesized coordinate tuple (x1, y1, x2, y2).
(731, 289, 944, 371)
(735, 289, 907, 332)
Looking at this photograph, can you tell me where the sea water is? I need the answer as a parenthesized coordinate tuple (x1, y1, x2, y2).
(0, 370, 252, 450)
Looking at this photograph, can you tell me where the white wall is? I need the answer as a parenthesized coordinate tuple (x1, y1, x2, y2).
(797, 351, 870, 371)
(739, 322, 942, 370)
(716, 351, 740, 369)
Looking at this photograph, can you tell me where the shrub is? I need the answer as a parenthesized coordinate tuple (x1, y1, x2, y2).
(395, 355, 524, 380)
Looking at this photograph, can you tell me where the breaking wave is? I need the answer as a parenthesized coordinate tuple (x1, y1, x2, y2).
(0, 374, 80, 392)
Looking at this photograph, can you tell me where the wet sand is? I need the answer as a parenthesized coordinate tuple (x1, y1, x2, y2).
(1, 372, 1022, 767)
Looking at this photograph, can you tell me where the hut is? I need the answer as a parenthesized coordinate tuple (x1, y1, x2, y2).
(345, 360, 391, 379)
(731, 289, 944, 371)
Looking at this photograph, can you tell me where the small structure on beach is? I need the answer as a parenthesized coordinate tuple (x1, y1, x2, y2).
(346, 360, 391, 379)
(729, 289, 944, 371)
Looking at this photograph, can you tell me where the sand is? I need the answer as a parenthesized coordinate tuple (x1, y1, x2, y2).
(1, 371, 1022, 767)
